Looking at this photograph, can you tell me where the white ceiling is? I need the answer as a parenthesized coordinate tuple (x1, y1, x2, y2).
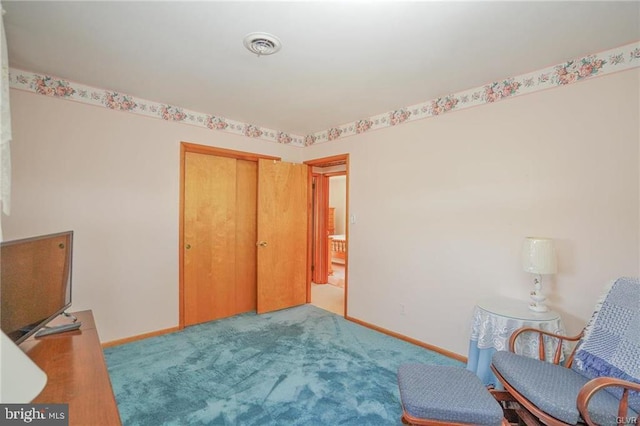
(3, 1, 639, 136)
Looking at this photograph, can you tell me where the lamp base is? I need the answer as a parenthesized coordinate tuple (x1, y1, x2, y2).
(528, 302, 549, 313)
(528, 275, 549, 312)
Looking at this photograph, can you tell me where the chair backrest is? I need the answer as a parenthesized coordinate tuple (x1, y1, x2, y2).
(571, 277, 640, 411)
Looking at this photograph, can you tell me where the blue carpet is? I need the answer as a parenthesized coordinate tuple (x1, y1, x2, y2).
(104, 304, 463, 425)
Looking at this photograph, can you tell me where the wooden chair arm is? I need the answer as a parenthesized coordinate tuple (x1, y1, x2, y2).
(577, 377, 640, 426)
(509, 327, 584, 365)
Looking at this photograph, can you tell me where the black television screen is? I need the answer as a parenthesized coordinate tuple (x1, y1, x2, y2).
(1, 231, 73, 344)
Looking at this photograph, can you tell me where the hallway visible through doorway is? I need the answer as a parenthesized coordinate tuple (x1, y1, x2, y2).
(311, 283, 343, 315)
(305, 154, 349, 317)
(328, 263, 345, 288)
(311, 263, 344, 314)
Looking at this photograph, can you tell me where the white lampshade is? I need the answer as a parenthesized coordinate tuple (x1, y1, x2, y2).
(0, 331, 47, 402)
(522, 237, 557, 275)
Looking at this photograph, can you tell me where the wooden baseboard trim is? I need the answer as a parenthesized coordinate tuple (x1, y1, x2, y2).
(345, 315, 467, 363)
(101, 326, 181, 348)
(100, 316, 466, 364)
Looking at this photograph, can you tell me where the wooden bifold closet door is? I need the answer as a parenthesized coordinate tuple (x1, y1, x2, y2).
(181, 145, 309, 327)
(183, 152, 257, 326)
(256, 159, 308, 314)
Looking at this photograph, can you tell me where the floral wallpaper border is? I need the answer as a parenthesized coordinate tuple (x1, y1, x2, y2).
(8, 70, 306, 147)
(305, 41, 640, 146)
(8, 41, 640, 148)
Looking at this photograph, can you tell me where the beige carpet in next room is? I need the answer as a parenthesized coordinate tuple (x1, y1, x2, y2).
(311, 264, 345, 315)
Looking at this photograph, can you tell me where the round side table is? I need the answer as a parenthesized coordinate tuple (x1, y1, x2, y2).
(466, 297, 566, 388)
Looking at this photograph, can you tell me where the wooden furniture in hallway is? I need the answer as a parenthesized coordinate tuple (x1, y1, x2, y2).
(328, 207, 335, 235)
(328, 207, 336, 276)
(328, 235, 347, 276)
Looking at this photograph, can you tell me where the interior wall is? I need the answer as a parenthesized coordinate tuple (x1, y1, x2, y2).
(5, 70, 639, 355)
(329, 176, 346, 235)
(302, 69, 640, 356)
(3, 89, 302, 342)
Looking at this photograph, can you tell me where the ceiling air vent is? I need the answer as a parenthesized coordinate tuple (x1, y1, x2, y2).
(243, 32, 282, 57)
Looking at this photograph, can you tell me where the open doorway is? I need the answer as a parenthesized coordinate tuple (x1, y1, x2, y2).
(327, 174, 346, 288)
(304, 155, 349, 316)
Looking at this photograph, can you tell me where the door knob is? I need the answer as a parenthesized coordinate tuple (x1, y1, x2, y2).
(257, 241, 268, 247)
(185, 244, 191, 250)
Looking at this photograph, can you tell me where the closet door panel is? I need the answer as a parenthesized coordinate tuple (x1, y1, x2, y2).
(256, 159, 308, 313)
(184, 152, 237, 326)
(235, 159, 257, 313)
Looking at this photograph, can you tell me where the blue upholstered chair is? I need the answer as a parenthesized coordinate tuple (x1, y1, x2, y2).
(491, 277, 640, 425)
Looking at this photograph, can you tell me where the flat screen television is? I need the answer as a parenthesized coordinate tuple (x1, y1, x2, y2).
(1, 231, 74, 344)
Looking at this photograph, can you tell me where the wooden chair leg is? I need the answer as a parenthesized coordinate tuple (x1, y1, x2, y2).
(513, 406, 544, 426)
(490, 389, 514, 400)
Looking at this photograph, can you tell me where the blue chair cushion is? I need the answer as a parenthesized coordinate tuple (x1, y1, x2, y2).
(397, 364, 504, 426)
(492, 351, 638, 425)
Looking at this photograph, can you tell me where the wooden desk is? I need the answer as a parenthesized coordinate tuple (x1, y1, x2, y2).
(20, 310, 121, 425)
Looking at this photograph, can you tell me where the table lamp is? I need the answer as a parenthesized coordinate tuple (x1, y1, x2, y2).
(522, 237, 557, 312)
(0, 331, 47, 402)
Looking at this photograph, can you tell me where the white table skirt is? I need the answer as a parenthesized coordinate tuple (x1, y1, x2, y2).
(466, 303, 566, 387)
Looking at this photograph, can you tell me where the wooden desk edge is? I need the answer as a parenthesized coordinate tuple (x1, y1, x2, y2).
(21, 310, 122, 425)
